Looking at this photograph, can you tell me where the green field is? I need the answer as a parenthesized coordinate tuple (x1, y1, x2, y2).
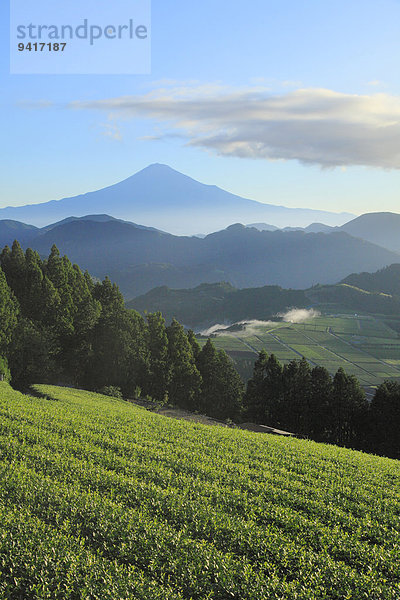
(0, 382, 399, 599)
(201, 314, 400, 387)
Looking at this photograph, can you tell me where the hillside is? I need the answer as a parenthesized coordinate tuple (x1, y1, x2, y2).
(128, 279, 400, 329)
(129, 282, 309, 327)
(0, 164, 353, 234)
(0, 382, 399, 599)
(0, 219, 39, 248)
(342, 264, 400, 296)
(309, 282, 400, 315)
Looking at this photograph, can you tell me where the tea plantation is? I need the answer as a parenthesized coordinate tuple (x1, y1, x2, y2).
(0, 382, 399, 599)
(206, 314, 400, 386)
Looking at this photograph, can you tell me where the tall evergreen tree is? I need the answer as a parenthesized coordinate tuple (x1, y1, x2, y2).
(124, 310, 150, 396)
(83, 278, 134, 392)
(244, 349, 269, 422)
(8, 318, 59, 389)
(145, 312, 171, 403)
(309, 366, 333, 440)
(0, 241, 26, 302)
(0, 266, 19, 355)
(197, 339, 243, 420)
(166, 319, 202, 410)
(370, 381, 400, 458)
(187, 329, 201, 361)
(262, 354, 284, 426)
(330, 368, 367, 447)
(44, 246, 75, 336)
(281, 358, 311, 434)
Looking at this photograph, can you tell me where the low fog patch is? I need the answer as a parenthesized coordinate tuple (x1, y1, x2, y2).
(200, 309, 320, 337)
(278, 308, 321, 323)
(200, 319, 277, 337)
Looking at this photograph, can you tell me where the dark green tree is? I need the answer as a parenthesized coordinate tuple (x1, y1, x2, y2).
(309, 366, 333, 440)
(370, 381, 400, 458)
(0, 266, 19, 355)
(262, 354, 284, 426)
(243, 349, 269, 421)
(330, 368, 367, 447)
(197, 339, 243, 420)
(187, 329, 201, 361)
(145, 312, 171, 403)
(8, 318, 59, 389)
(0, 241, 26, 302)
(281, 358, 311, 434)
(82, 278, 134, 393)
(0, 356, 11, 382)
(166, 319, 202, 409)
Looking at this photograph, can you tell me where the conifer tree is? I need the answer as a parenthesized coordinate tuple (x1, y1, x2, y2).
(8, 318, 58, 388)
(262, 354, 284, 426)
(145, 312, 171, 403)
(197, 339, 243, 420)
(0, 241, 26, 302)
(330, 367, 367, 446)
(370, 381, 400, 458)
(0, 266, 19, 354)
(187, 329, 201, 361)
(166, 319, 202, 410)
(281, 358, 311, 434)
(309, 366, 333, 440)
(82, 277, 133, 392)
(244, 349, 269, 422)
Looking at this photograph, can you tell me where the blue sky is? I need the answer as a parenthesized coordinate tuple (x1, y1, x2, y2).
(1, 0, 400, 215)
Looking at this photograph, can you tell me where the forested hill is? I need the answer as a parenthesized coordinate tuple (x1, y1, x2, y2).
(128, 280, 400, 329)
(0, 241, 243, 420)
(341, 263, 400, 295)
(129, 283, 309, 328)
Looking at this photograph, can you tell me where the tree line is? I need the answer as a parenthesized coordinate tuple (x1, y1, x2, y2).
(0, 241, 398, 459)
(243, 351, 400, 459)
(0, 241, 243, 420)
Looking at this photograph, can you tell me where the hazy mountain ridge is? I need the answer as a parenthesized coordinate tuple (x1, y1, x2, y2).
(1, 214, 397, 299)
(340, 212, 400, 253)
(0, 164, 353, 234)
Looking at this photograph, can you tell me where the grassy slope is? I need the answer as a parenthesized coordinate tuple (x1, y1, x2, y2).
(0, 382, 399, 599)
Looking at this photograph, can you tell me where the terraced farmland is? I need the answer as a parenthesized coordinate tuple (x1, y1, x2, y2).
(201, 314, 400, 386)
(0, 382, 399, 599)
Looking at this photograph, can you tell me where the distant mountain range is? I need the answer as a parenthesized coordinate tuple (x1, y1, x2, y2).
(1, 213, 399, 299)
(0, 164, 353, 234)
(248, 213, 400, 254)
(340, 213, 400, 253)
(247, 222, 335, 234)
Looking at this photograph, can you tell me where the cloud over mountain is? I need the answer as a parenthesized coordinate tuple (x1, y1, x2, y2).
(72, 85, 400, 169)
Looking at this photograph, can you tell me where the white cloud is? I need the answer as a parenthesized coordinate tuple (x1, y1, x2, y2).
(71, 85, 400, 168)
